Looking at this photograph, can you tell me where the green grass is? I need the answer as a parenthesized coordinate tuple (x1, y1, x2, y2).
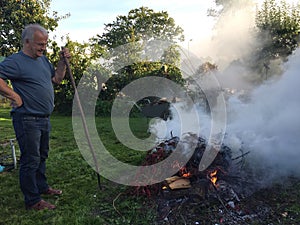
(2, 107, 300, 224)
(0, 107, 156, 225)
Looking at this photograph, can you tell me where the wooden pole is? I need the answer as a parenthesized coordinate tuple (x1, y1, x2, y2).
(61, 47, 101, 189)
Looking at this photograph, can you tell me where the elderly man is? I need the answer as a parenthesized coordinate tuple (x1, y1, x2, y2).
(0, 24, 70, 210)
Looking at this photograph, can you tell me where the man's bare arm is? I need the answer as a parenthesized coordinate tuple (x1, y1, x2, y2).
(52, 60, 66, 84)
(0, 78, 23, 108)
(52, 48, 71, 84)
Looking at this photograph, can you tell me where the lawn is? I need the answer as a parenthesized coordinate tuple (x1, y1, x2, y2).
(1, 106, 300, 225)
(0, 107, 156, 225)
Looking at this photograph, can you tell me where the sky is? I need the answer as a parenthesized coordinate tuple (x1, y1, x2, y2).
(49, 0, 216, 50)
(49, 0, 300, 60)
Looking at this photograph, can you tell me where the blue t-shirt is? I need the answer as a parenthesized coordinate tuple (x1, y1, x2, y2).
(0, 51, 55, 115)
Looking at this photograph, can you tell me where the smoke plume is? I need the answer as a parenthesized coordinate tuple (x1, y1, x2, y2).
(225, 49, 300, 182)
(150, 0, 300, 186)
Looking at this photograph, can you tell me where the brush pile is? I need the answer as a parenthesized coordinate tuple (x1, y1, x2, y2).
(131, 133, 279, 224)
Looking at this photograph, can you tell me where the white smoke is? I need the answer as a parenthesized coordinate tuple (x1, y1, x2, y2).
(149, 0, 300, 185)
(225, 48, 300, 181)
(150, 49, 300, 185)
(194, 0, 258, 70)
(194, 0, 298, 91)
(148, 102, 212, 141)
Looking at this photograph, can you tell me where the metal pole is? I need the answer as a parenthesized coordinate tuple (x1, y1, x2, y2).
(10, 138, 17, 169)
(61, 47, 101, 189)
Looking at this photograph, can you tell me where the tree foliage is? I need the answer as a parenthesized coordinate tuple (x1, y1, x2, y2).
(0, 0, 66, 56)
(255, 0, 300, 61)
(52, 38, 105, 114)
(97, 7, 184, 49)
(209, 0, 300, 81)
(93, 7, 184, 66)
(91, 7, 185, 109)
(1, 3, 187, 115)
(99, 62, 184, 101)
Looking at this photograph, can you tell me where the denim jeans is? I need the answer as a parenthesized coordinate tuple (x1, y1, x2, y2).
(12, 113, 51, 207)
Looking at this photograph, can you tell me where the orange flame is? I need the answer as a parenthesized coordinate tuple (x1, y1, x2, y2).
(210, 170, 218, 186)
(171, 161, 192, 178)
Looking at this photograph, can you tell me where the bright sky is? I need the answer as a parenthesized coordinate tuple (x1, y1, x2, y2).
(49, 0, 300, 58)
(49, 0, 216, 49)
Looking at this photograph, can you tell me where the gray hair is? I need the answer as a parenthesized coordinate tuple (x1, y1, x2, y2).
(21, 24, 48, 43)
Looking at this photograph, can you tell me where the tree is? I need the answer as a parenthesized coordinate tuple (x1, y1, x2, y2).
(0, 0, 67, 56)
(52, 37, 105, 114)
(208, 0, 300, 81)
(97, 7, 184, 47)
(99, 62, 184, 100)
(92, 7, 185, 107)
(255, 0, 300, 61)
(93, 7, 184, 66)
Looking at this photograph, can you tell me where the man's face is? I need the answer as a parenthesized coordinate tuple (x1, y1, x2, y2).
(25, 31, 48, 58)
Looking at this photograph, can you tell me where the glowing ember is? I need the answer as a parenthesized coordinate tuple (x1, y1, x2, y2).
(182, 172, 191, 178)
(178, 166, 192, 178)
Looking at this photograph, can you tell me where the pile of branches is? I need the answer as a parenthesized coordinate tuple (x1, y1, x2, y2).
(131, 134, 249, 197)
(131, 136, 179, 197)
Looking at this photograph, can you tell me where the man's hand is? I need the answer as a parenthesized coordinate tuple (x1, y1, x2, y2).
(10, 94, 23, 108)
(52, 48, 71, 84)
(59, 47, 71, 60)
(0, 78, 23, 108)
